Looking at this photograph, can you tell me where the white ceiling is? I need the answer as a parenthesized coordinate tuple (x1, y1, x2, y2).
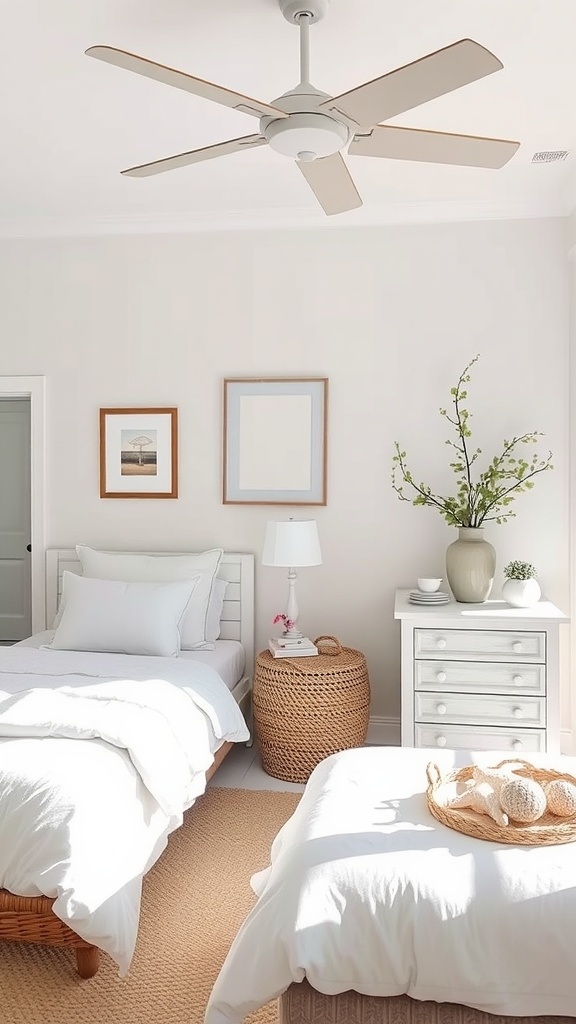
(2, 0, 576, 236)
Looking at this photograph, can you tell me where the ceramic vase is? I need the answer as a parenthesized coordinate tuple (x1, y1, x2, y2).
(445, 527, 496, 603)
(502, 577, 541, 608)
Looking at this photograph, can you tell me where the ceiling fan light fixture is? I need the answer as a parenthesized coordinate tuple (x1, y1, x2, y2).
(264, 112, 349, 159)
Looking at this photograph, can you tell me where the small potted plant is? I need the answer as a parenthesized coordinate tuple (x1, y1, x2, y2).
(502, 560, 541, 608)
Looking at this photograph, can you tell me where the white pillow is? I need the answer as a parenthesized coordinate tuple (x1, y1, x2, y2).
(50, 572, 198, 657)
(75, 546, 224, 650)
(206, 577, 228, 642)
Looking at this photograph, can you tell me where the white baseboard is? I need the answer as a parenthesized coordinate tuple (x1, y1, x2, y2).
(366, 716, 401, 745)
(368, 717, 575, 754)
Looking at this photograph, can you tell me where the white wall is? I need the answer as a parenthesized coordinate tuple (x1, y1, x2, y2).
(0, 217, 570, 735)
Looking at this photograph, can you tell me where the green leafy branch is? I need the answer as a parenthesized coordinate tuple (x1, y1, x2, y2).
(391, 355, 553, 528)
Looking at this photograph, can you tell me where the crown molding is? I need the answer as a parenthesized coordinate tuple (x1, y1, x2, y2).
(0, 196, 566, 240)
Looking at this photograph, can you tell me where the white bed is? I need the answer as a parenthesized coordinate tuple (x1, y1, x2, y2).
(206, 745, 576, 1023)
(46, 547, 254, 703)
(0, 547, 254, 978)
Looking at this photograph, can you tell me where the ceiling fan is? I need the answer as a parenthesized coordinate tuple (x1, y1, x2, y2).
(85, 0, 520, 216)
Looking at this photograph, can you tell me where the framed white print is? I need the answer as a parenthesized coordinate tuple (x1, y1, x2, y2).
(223, 378, 328, 505)
(99, 407, 178, 498)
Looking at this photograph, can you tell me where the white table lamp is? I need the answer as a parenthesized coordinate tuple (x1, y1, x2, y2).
(262, 519, 322, 638)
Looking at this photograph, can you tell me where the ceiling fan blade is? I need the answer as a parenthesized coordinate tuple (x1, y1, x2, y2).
(85, 46, 289, 120)
(349, 125, 519, 169)
(121, 134, 267, 177)
(297, 154, 362, 216)
(319, 39, 503, 129)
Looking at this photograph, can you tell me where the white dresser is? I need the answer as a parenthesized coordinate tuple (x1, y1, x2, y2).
(394, 590, 569, 755)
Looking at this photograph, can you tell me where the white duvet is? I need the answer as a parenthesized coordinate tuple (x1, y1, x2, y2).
(206, 745, 576, 1022)
(0, 646, 249, 973)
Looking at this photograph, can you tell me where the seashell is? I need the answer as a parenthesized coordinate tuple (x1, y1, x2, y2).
(544, 779, 576, 817)
(499, 778, 547, 823)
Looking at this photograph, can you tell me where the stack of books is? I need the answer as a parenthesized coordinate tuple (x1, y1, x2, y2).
(268, 636, 318, 658)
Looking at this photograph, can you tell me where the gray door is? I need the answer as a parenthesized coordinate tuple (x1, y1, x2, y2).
(0, 398, 31, 641)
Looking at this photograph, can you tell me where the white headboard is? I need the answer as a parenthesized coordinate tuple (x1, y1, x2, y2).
(45, 549, 254, 671)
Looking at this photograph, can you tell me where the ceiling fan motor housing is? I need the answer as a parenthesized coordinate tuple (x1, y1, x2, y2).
(261, 86, 350, 161)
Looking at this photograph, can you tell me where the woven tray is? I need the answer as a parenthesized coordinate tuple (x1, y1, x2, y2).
(426, 758, 576, 846)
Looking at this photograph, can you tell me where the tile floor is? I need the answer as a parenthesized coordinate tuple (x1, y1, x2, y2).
(207, 740, 305, 793)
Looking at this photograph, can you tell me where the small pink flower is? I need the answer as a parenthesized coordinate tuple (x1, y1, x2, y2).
(273, 613, 295, 630)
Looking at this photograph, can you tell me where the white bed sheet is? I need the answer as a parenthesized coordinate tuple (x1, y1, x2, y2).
(206, 745, 576, 1023)
(16, 632, 246, 693)
(180, 641, 245, 692)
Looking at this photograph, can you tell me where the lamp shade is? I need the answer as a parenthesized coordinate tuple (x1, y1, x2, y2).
(262, 519, 322, 568)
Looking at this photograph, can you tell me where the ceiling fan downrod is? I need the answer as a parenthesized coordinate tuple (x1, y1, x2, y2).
(279, 0, 330, 89)
(297, 12, 312, 87)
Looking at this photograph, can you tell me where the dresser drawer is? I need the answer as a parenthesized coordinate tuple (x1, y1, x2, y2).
(414, 722, 547, 753)
(414, 660, 546, 696)
(414, 628, 546, 663)
(415, 692, 546, 729)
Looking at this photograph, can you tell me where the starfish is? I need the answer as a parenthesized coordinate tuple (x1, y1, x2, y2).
(465, 763, 524, 799)
(448, 780, 509, 826)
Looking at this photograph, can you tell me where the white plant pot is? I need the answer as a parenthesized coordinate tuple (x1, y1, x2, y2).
(502, 578, 541, 608)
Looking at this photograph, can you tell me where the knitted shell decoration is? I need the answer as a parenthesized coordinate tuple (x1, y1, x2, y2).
(545, 779, 576, 817)
(499, 778, 547, 823)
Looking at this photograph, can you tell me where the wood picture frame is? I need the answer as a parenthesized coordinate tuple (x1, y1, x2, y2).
(99, 407, 178, 499)
(223, 378, 328, 505)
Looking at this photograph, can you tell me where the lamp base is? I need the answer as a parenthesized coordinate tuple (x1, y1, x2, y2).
(283, 628, 303, 639)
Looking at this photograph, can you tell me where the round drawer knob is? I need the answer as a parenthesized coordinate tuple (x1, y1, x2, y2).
(513, 707, 524, 720)
(436, 671, 447, 683)
(436, 735, 447, 747)
(513, 641, 523, 654)
(436, 638, 447, 650)
(512, 739, 523, 751)
(436, 703, 447, 715)
(513, 674, 524, 686)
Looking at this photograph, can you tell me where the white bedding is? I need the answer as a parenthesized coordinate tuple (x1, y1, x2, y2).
(180, 641, 246, 692)
(0, 645, 249, 974)
(16, 632, 246, 692)
(206, 745, 576, 1023)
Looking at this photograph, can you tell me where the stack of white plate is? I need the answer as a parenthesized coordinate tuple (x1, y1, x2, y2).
(409, 590, 450, 606)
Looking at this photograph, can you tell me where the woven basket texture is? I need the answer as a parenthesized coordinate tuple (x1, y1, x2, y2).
(427, 758, 576, 845)
(0, 890, 93, 948)
(254, 636, 370, 784)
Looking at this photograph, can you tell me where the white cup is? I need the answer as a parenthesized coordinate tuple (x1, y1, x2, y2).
(417, 577, 443, 593)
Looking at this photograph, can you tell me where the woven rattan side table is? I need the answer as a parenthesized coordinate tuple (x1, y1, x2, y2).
(253, 636, 371, 784)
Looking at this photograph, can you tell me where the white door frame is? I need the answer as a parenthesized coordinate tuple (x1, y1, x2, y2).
(0, 377, 46, 633)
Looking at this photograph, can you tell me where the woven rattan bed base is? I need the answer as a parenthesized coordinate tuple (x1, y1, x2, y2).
(279, 980, 575, 1024)
(0, 890, 100, 978)
(0, 740, 235, 978)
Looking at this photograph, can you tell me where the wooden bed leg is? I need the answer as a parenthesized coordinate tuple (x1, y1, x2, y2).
(75, 945, 100, 978)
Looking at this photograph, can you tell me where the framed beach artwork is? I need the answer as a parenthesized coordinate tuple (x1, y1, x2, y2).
(99, 407, 178, 498)
(222, 378, 328, 505)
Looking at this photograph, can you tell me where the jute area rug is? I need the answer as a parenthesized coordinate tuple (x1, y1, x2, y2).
(0, 786, 300, 1024)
